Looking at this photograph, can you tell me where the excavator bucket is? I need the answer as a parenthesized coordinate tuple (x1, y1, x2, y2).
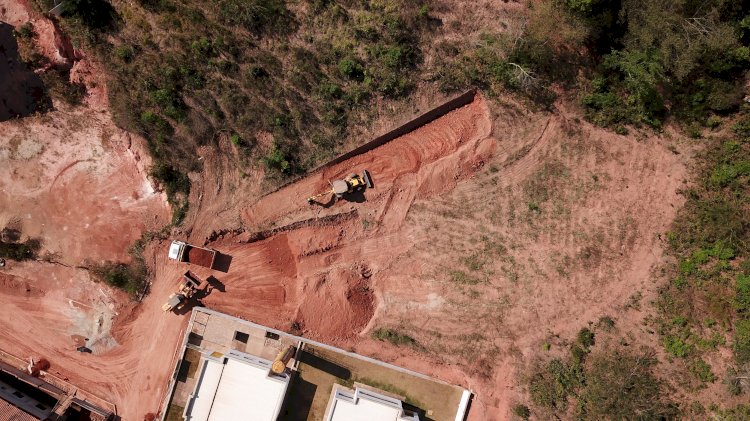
(362, 170, 374, 189)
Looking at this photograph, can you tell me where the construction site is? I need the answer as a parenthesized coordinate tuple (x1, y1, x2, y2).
(0, 0, 709, 419)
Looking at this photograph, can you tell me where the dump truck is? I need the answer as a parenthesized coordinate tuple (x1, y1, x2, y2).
(168, 240, 217, 269)
(162, 271, 206, 312)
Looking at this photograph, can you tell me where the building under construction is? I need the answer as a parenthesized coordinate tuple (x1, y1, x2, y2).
(161, 308, 471, 421)
(0, 357, 113, 421)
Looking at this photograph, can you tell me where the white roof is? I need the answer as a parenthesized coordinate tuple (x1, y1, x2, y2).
(329, 398, 403, 421)
(209, 358, 287, 420)
(186, 359, 224, 421)
(168, 241, 182, 260)
(184, 352, 289, 421)
(327, 388, 415, 421)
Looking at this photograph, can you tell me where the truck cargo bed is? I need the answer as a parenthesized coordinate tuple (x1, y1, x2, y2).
(185, 245, 215, 268)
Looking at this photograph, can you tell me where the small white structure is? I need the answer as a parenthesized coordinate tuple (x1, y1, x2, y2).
(183, 350, 289, 421)
(324, 384, 420, 421)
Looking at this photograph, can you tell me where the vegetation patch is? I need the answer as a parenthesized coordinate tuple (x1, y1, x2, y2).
(371, 327, 418, 347)
(0, 238, 41, 261)
(656, 116, 750, 395)
(527, 327, 675, 419)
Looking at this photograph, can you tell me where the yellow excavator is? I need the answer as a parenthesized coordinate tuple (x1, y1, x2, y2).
(307, 170, 373, 205)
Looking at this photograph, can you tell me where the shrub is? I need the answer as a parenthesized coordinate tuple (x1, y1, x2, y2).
(735, 320, 750, 364)
(91, 261, 147, 299)
(114, 45, 133, 62)
(372, 328, 417, 347)
(14, 23, 34, 39)
(664, 335, 691, 358)
(150, 163, 190, 200)
(512, 404, 531, 420)
(338, 57, 364, 81)
(61, 0, 117, 29)
(261, 145, 292, 173)
(577, 328, 595, 349)
(736, 275, 750, 316)
(733, 115, 750, 138)
(577, 349, 675, 419)
(529, 359, 576, 410)
(217, 0, 291, 34)
(0, 239, 41, 261)
(689, 359, 716, 383)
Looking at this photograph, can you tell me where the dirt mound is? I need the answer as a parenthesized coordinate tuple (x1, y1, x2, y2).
(295, 267, 375, 343)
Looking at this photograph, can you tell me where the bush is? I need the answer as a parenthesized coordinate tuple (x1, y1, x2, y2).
(217, 0, 291, 34)
(150, 163, 190, 200)
(90, 261, 147, 299)
(114, 45, 133, 62)
(577, 328, 595, 349)
(371, 328, 417, 347)
(61, 0, 117, 29)
(338, 57, 364, 81)
(664, 335, 692, 358)
(529, 358, 578, 411)
(737, 275, 750, 316)
(512, 404, 531, 420)
(689, 359, 716, 383)
(0, 239, 41, 261)
(261, 145, 292, 173)
(577, 349, 675, 420)
(734, 115, 750, 138)
(735, 320, 750, 364)
(14, 22, 34, 39)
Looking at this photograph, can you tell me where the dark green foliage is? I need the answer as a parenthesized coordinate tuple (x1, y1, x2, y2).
(734, 115, 750, 138)
(529, 326, 673, 419)
(91, 261, 147, 299)
(736, 318, 750, 364)
(689, 359, 716, 383)
(656, 123, 750, 376)
(0, 239, 41, 261)
(61, 0, 116, 29)
(150, 163, 190, 224)
(585, 49, 665, 127)
(261, 145, 293, 173)
(576, 350, 676, 420)
(511, 404, 531, 420)
(566, 0, 749, 128)
(337, 57, 364, 81)
(150, 163, 189, 199)
(114, 45, 133, 62)
(529, 358, 577, 410)
(216, 0, 291, 35)
(577, 328, 595, 349)
(371, 328, 417, 347)
(58, 0, 433, 201)
(14, 22, 34, 39)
